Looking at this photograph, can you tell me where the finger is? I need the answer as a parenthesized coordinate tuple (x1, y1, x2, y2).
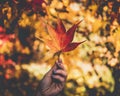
(58, 58, 62, 63)
(52, 75, 65, 82)
(53, 69, 67, 78)
(56, 61, 65, 70)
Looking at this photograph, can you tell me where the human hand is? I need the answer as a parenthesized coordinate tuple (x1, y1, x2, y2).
(35, 58, 67, 96)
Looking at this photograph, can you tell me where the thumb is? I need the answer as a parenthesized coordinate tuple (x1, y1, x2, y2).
(58, 58, 62, 64)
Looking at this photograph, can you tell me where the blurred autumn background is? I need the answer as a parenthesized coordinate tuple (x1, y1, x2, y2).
(0, 0, 120, 96)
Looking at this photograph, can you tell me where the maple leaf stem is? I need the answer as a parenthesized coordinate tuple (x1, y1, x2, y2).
(53, 51, 61, 59)
(58, 52, 61, 59)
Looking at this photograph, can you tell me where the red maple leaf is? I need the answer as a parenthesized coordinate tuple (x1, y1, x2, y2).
(44, 19, 86, 56)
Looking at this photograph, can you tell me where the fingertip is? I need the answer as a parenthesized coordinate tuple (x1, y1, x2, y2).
(55, 59, 65, 69)
(58, 58, 62, 63)
(57, 61, 62, 66)
(55, 59, 61, 65)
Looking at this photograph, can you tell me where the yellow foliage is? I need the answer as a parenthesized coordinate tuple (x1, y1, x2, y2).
(0, 41, 13, 54)
(18, 13, 31, 27)
(113, 27, 120, 52)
